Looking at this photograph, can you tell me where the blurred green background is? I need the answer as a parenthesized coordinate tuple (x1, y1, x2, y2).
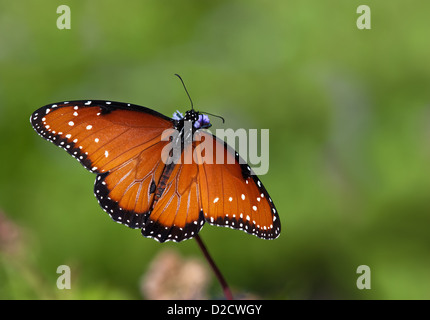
(1, 0, 430, 299)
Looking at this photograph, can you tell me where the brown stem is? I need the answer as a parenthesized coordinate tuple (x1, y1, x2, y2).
(194, 234, 234, 300)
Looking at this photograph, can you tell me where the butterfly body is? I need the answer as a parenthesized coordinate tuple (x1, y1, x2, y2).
(30, 100, 280, 242)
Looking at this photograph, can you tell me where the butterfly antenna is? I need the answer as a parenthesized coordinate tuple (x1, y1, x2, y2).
(175, 74, 194, 110)
(199, 111, 225, 124)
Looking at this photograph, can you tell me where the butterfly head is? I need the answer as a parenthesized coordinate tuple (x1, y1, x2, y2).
(173, 109, 212, 130)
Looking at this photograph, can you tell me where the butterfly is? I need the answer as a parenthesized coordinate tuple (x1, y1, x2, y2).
(30, 79, 280, 243)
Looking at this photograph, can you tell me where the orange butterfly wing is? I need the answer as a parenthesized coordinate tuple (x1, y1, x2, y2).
(140, 130, 280, 242)
(141, 143, 205, 242)
(31, 100, 173, 228)
(195, 131, 280, 239)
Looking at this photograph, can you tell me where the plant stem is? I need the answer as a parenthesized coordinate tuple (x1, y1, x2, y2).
(194, 234, 233, 300)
